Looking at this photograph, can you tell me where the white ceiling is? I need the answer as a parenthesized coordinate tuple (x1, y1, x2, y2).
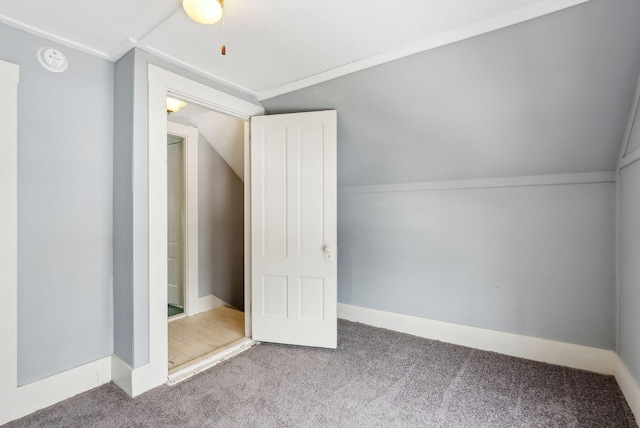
(0, 0, 588, 98)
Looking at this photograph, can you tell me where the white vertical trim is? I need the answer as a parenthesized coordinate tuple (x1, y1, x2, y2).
(617, 71, 640, 173)
(0, 59, 19, 425)
(338, 304, 616, 375)
(614, 76, 640, 418)
(143, 65, 264, 397)
(167, 122, 199, 316)
(614, 355, 640, 422)
(244, 121, 253, 338)
(0, 59, 19, 83)
(146, 65, 171, 395)
(615, 173, 620, 354)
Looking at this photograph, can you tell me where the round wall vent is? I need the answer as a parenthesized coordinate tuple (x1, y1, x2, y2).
(37, 48, 68, 73)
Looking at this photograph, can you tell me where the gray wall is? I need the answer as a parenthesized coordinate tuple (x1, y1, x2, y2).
(198, 133, 244, 309)
(0, 23, 114, 385)
(113, 49, 135, 365)
(338, 182, 616, 348)
(618, 157, 640, 380)
(113, 48, 260, 367)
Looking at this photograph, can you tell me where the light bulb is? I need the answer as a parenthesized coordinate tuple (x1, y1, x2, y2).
(183, 0, 223, 25)
(166, 97, 188, 113)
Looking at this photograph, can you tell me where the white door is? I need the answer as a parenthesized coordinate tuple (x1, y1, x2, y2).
(167, 136, 185, 308)
(251, 110, 337, 348)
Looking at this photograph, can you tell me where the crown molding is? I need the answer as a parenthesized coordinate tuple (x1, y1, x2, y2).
(0, 14, 111, 59)
(138, 44, 259, 98)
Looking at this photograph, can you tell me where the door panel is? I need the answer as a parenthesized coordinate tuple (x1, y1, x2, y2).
(251, 110, 337, 348)
(299, 127, 325, 260)
(263, 275, 289, 318)
(263, 129, 288, 258)
(299, 277, 325, 321)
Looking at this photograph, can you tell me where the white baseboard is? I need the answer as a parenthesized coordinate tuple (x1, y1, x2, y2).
(111, 354, 135, 397)
(614, 355, 640, 421)
(111, 355, 165, 398)
(338, 303, 616, 375)
(197, 293, 235, 314)
(0, 356, 112, 425)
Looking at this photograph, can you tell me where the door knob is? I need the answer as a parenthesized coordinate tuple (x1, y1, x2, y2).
(324, 244, 336, 263)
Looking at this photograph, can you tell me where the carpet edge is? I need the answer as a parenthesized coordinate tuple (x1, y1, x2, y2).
(337, 303, 615, 375)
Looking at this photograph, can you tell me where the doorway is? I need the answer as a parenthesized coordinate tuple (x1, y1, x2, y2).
(145, 64, 264, 395)
(145, 65, 336, 395)
(166, 101, 249, 378)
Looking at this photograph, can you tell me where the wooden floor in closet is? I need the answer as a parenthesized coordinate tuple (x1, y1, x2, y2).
(168, 306, 245, 374)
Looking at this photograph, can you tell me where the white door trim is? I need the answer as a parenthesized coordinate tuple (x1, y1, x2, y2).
(243, 121, 253, 338)
(167, 122, 199, 317)
(141, 65, 264, 396)
(0, 59, 20, 425)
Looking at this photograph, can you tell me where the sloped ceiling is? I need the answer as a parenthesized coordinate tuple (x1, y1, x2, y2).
(262, 0, 640, 187)
(172, 104, 245, 181)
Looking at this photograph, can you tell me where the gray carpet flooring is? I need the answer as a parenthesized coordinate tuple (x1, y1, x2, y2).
(6, 320, 637, 427)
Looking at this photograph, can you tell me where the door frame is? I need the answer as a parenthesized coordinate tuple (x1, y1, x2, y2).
(146, 65, 264, 393)
(166, 122, 199, 318)
(0, 59, 19, 424)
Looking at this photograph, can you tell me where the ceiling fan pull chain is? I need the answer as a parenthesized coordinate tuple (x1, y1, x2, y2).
(221, 0, 226, 55)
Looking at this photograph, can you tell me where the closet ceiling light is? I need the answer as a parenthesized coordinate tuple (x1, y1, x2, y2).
(166, 97, 187, 114)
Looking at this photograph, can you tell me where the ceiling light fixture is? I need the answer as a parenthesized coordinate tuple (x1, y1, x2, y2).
(166, 97, 187, 114)
(183, 0, 223, 25)
(182, 0, 226, 55)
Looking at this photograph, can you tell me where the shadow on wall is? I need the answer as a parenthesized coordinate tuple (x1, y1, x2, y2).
(199, 136, 244, 310)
